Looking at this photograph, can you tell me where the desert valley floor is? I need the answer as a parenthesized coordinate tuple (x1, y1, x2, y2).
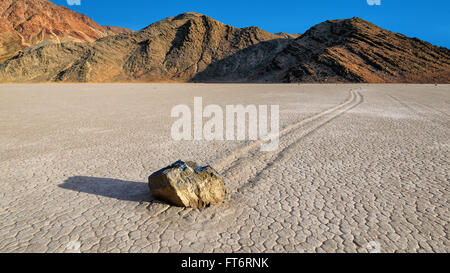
(0, 84, 448, 253)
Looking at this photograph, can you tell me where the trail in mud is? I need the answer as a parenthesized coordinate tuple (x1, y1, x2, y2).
(150, 89, 364, 228)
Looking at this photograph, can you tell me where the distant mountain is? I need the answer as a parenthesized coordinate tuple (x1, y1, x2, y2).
(255, 18, 450, 83)
(0, 9, 449, 83)
(194, 18, 450, 83)
(275, 32, 301, 39)
(0, 0, 132, 63)
(103, 25, 135, 35)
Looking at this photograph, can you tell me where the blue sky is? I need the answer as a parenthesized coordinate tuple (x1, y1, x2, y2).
(51, 0, 450, 48)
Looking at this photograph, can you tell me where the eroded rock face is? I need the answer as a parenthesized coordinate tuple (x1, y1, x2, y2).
(0, 0, 135, 64)
(148, 160, 226, 208)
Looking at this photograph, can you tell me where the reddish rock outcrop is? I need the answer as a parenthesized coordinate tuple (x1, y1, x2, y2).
(0, 0, 132, 62)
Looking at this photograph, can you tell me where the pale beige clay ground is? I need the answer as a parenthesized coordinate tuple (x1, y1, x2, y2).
(0, 84, 448, 253)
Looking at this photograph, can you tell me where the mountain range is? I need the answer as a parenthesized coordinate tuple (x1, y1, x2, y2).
(0, 0, 448, 83)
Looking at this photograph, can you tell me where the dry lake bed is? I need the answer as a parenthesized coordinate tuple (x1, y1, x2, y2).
(0, 84, 448, 253)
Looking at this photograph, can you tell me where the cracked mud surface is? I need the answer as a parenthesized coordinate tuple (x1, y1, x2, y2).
(0, 84, 448, 253)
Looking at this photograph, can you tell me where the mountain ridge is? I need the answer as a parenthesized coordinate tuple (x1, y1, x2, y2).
(0, 12, 288, 82)
(0, 7, 449, 83)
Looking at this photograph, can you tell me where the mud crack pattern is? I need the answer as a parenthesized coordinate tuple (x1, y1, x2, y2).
(0, 84, 448, 253)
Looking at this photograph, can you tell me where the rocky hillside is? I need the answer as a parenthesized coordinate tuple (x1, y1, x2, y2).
(0, 0, 132, 63)
(0, 12, 286, 82)
(0, 10, 449, 83)
(195, 18, 450, 83)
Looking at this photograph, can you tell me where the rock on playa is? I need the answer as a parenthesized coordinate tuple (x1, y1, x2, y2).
(148, 160, 227, 208)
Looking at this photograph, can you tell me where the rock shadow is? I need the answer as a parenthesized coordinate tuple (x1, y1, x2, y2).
(60, 176, 158, 203)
